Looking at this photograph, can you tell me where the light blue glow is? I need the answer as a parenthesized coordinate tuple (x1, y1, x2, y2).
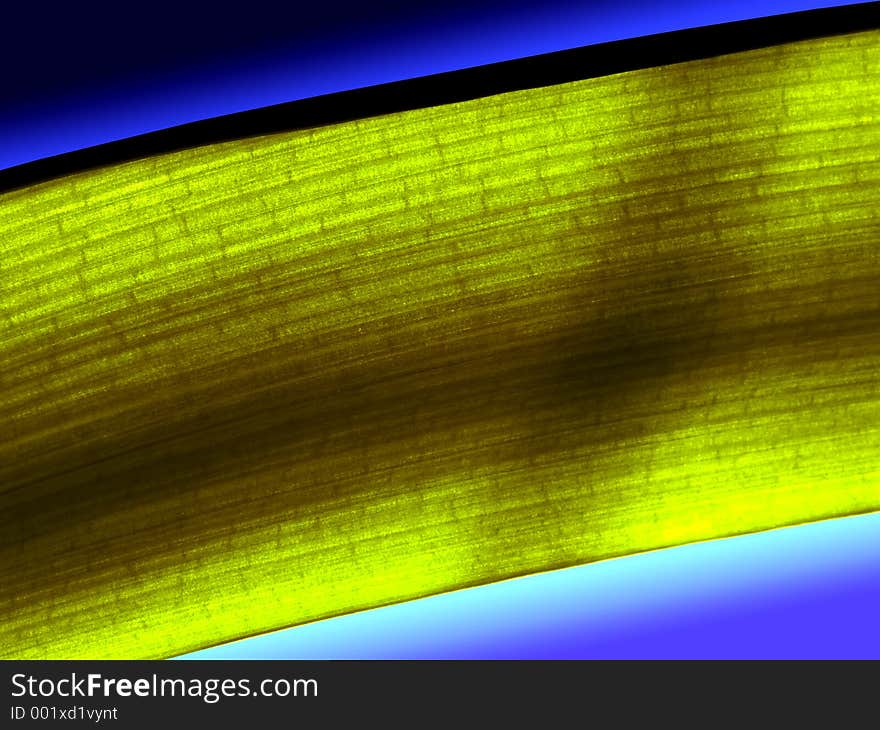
(7, 0, 875, 660)
(179, 512, 880, 659)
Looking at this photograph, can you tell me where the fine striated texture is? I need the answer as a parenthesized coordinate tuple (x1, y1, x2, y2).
(1, 30, 879, 658)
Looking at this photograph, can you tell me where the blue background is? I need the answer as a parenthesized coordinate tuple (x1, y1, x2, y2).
(183, 513, 880, 659)
(0, 0, 865, 171)
(6, 0, 877, 658)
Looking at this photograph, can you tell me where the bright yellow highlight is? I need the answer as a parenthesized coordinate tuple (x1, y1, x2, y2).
(1, 30, 879, 658)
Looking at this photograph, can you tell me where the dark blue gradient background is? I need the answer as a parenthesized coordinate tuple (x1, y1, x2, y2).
(0, 0, 864, 170)
(6, 0, 877, 658)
